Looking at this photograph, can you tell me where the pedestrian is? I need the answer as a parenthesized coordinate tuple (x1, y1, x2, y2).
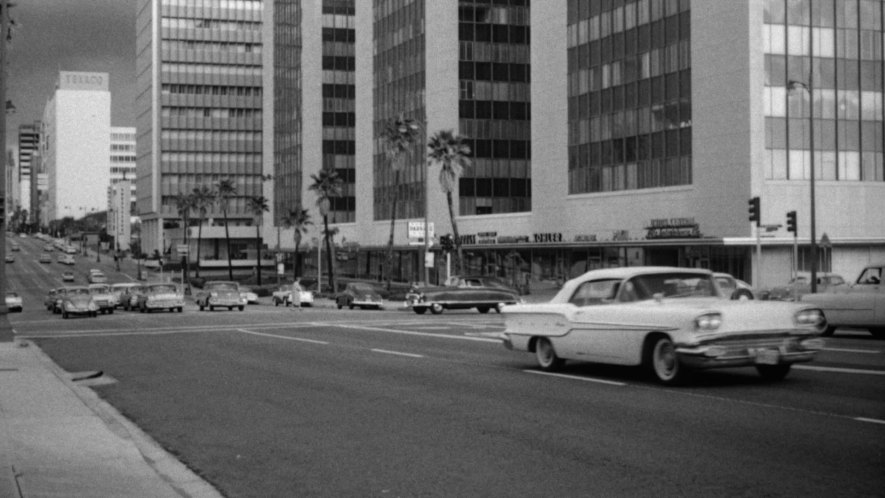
(290, 278, 302, 310)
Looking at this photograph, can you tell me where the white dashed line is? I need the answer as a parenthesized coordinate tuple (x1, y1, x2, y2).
(524, 369, 627, 386)
(854, 417, 885, 425)
(237, 328, 329, 345)
(371, 348, 424, 358)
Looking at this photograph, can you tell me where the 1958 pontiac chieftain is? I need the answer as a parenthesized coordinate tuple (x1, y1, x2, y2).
(801, 263, 884, 338)
(500, 267, 827, 384)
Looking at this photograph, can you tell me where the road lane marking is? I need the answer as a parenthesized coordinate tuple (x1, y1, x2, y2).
(333, 323, 501, 343)
(371, 348, 424, 358)
(795, 365, 885, 375)
(524, 370, 627, 386)
(822, 347, 880, 354)
(854, 417, 885, 425)
(237, 328, 329, 345)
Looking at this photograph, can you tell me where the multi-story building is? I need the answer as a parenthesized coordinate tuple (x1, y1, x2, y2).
(110, 127, 137, 193)
(264, 0, 883, 289)
(40, 71, 111, 223)
(108, 180, 133, 251)
(136, 0, 268, 263)
(17, 123, 40, 224)
(3, 149, 15, 225)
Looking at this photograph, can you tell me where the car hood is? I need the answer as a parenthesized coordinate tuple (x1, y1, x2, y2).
(65, 295, 92, 305)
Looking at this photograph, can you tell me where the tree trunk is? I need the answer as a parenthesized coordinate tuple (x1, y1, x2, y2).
(294, 239, 301, 281)
(195, 217, 203, 279)
(183, 217, 189, 285)
(384, 170, 400, 291)
(446, 191, 464, 275)
(223, 207, 233, 281)
(323, 215, 335, 293)
(255, 225, 261, 286)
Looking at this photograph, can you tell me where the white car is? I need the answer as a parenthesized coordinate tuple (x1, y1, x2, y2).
(500, 267, 827, 384)
(272, 284, 314, 307)
(5, 291, 23, 312)
(239, 286, 259, 304)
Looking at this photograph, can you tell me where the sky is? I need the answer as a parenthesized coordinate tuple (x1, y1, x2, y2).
(6, 0, 136, 146)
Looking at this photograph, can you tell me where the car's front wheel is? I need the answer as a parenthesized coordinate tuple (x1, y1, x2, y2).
(430, 303, 444, 315)
(413, 307, 427, 315)
(756, 364, 791, 381)
(648, 335, 685, 384)
(535, 337, 564, 371)
(477, 306, 490, 314)
(731, 289, 754, 300)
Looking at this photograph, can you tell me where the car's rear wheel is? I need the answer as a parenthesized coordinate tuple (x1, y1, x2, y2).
(238, 306, 244, 311)
(210, 305, 215, 311)
(648, 335, 685, 385)
(62, 311, 69, 319)
(199, 303, 205, 311)
(477, 306, 490, 314)
(756, 364, 791, 381)
(430, 303, 444, 315)
(274, 299, 280, 307)
(349, 303, 355, 310)
(535, 337, 564, 371)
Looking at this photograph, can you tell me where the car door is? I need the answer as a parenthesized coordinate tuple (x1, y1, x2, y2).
(555, 279, 637, 364)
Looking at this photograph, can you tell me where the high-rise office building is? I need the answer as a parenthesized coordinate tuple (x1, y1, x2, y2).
(263, 0, 883, 288)
(40, 71, 112, 223)
(17, 123, 40, 223)
(136, 0, 267, 259)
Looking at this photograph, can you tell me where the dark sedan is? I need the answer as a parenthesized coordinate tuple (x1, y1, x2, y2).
(336, 282, 385, 310)
(405, 275, 521, 314)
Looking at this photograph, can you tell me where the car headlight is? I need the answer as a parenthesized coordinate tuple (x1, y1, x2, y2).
(210, 292, 218, 298)
(794, 308, 826, 331)
(694, 312, 722, 331)
(88, 303, 98, 311)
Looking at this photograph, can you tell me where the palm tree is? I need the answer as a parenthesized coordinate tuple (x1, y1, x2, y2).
(173, 192, 196, 283)
(308, 167, 343, 293)
(216, 179, 237, 281)
(190, 185, 215, 279)
(427, 129, 472, 275)
(281, 204, 312, 281)
(379, 114, 421, 289)
(246, 196, 270, 286)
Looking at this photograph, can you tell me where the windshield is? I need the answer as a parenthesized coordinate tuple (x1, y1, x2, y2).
(149, 284, 177, 293)
(207, 282, 238, 291)
(625, 273, 718, 301)
(350, 284, 377, 293)
(89, 285, 110, 294)
(68, 288, 90, 296)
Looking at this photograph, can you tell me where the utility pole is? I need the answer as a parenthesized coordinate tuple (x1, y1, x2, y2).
(0, 1, 13, 342)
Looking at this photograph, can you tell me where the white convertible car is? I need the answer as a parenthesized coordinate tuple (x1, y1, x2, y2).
(501, 267, 827, 384)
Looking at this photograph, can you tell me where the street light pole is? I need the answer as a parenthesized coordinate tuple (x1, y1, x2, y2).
(0, 2, 13, 342)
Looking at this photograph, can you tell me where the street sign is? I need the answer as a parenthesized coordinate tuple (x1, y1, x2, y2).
(424, 252, 434, 268)
(408, 221, 434, 239)
(176, 244, 188, 254)
(277, 263, 285, 275)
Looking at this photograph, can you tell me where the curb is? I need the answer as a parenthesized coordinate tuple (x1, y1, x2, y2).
(26, 342, 224, 498)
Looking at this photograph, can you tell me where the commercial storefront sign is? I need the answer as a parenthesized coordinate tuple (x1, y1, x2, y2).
(645, 218, 701, 239)
(533, 232, 563, 243)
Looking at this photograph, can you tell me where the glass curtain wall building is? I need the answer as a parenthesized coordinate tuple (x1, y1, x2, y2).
(136, 0, 265, 257)
(272, 0, 302, 224)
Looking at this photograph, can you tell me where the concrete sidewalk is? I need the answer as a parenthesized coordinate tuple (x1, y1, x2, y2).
(0, 341, 222, 498)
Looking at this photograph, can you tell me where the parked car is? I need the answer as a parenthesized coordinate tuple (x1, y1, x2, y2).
(336, 282, 385, 310)
(271, 284, 315, 307)
(87, 284, 117, 314)
(88, 271, 108, 284)
(10, 243, 20, 252)
(136, 282, 184, 313)
(120, 284, 146, 311)
(762, 272, 846, 301)
(713, 272, 756, 300)
(110, 283, 141, 309)
(5, 291, 23, 312)
(404, 275, 521, 314)
(58, 286, 99, 319)
(239, 286, 259, 305)
(39, 253, 52, 264)
(62, 270, 76, 282)
(194, 281, 246, 311)
(801, 263, 885, 338)
(499, 267, 827, 384)
(5, 254, 13, 263)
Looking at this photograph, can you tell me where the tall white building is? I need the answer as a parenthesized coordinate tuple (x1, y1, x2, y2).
(41, 71, 112, 222)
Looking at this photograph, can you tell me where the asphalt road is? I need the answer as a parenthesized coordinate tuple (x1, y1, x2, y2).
(5, 235, 885, 497)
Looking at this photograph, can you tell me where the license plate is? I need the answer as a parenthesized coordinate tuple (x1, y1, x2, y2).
(755, 349, 780, 365)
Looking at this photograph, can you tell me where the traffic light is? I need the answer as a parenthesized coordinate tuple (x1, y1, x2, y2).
(786, 210, 797, 235)
(440, 234, 455, 253)
(748, 196, 760, 226)
(0, 196, 5, 225)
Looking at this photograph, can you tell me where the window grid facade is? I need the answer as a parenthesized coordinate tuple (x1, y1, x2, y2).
(273, 0, 303, 224)
(373, 0, 427, 222)
(322, 0, 356, 223)
(155, 0, 265, 218)
(567, 0, 692, 195)
(458, 0, 532, 215)
(763, 0, 884, 182)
